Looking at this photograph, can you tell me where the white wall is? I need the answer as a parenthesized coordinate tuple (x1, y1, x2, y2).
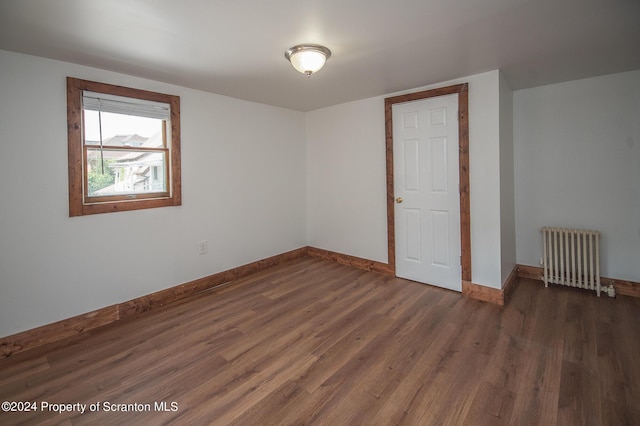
(514, 70, 640, 282)
(499, 71, 516, 284)
(307, 70, 507, 289)
(0, 50, 307, 338)
(305, 99, 388, 263)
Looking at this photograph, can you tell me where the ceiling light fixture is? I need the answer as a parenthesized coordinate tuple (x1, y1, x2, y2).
(285, 44, 331, 77)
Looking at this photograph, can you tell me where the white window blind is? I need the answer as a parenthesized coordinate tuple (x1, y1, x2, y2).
(83, 91, 171, 120)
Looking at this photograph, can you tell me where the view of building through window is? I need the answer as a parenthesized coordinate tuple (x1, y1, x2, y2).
(84, 110, 168, 196)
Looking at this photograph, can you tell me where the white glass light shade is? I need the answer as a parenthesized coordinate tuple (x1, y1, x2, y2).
(290, 50, 326, 75)
(285, 44, 331, 76)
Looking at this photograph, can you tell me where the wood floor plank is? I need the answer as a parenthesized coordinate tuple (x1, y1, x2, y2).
(1, 259, 639, 425)
(506, 282, 567, 425)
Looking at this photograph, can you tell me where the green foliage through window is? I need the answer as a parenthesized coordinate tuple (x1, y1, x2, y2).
(87, 158, 115, 194)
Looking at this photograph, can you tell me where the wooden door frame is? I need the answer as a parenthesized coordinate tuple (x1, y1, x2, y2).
(385, 83, 471, 282)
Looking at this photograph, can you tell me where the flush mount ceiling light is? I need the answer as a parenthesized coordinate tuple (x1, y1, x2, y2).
(285, 44, 331, 77)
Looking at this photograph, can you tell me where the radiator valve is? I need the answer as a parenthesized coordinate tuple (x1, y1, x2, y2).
(605, 284, 616, 298)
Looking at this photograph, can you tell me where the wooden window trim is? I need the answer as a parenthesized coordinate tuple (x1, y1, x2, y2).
(67, 77, 181, 216)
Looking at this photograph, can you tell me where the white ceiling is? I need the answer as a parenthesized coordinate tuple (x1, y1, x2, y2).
(1, 0, 639, 111)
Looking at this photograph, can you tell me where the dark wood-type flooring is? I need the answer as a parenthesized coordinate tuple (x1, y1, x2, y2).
(1, 257, 639, 425)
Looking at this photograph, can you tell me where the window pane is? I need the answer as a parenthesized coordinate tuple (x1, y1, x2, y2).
(84, 110, 165, 148)
(86, 148, 167, 196)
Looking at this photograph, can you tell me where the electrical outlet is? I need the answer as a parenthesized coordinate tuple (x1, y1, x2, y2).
(198, 240, 208, 255)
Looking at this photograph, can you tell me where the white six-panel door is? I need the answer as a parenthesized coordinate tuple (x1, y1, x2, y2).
(393, 94, 461, 291)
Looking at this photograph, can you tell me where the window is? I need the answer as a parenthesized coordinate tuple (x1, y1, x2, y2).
(67, 77, 181, 216)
